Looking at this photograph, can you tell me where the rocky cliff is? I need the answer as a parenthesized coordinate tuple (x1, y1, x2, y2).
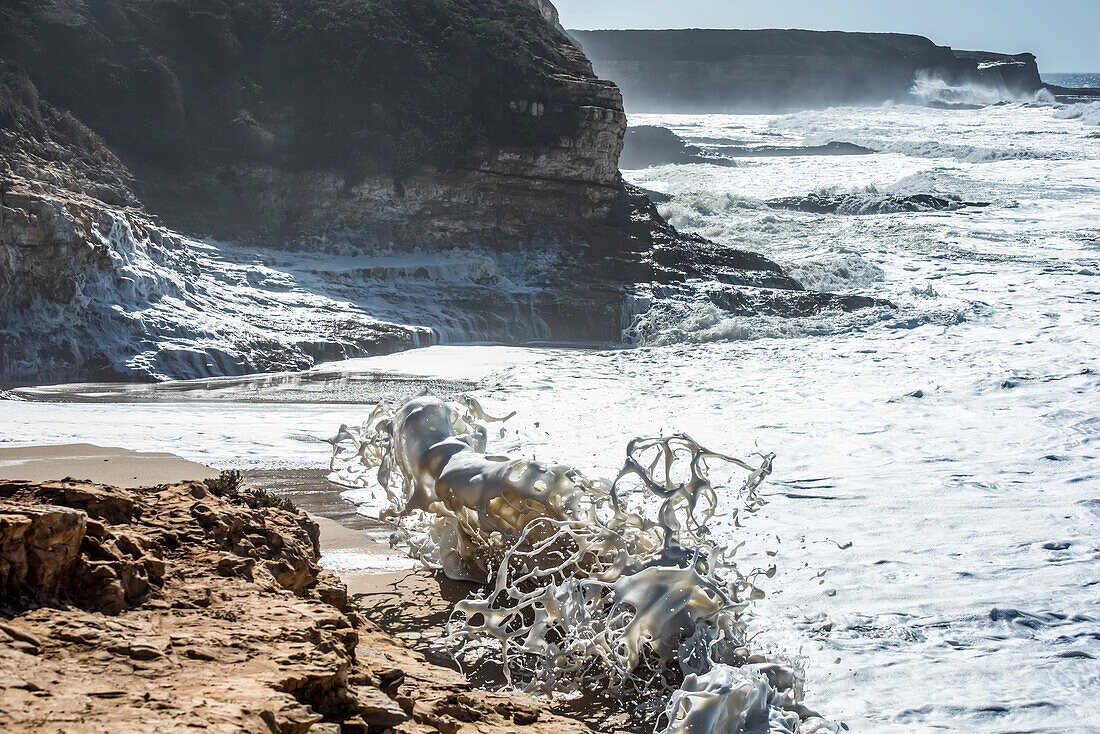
(0, 0, 628, 244)
(0, 476, 601, 732)
(0, 1, 874, 384)
(570, 29, 1044, 112)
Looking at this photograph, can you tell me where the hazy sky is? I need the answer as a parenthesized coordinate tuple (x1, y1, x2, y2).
(555, 1, 1099, 73)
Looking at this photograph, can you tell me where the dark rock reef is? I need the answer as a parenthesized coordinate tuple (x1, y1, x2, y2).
(619, 126, 874, 170)
(619, 126, 735, 169)
(571, 29, 1045, 112)
(0, 477, 599, 732)
(768, 193, 991, 216)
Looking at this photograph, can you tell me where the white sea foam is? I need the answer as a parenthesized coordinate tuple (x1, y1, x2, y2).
(1054, 102, 1100, 126)
(781, 253, 886, 292)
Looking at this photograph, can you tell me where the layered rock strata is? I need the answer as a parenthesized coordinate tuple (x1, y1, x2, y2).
(0, 0, 627, 244)
(0, 477, 597, 733)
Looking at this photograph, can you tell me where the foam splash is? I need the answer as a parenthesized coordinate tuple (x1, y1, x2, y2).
(910, 70, 1056, 108)
(1054, 102, 1100, 126)
(330, 395, 836, 733)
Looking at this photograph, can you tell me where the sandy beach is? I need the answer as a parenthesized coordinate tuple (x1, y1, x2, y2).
(0, 443, 219, 486)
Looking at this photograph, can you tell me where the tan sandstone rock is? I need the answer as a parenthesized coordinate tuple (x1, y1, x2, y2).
(0, 479, 599, 733)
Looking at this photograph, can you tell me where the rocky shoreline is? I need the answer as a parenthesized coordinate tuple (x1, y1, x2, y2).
(0, 0, 884, 385)
(0, 474, 603, 733)
(571, 29, 1047, 112)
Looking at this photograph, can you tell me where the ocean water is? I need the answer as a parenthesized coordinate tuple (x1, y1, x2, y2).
(3, 97, 1100, 732)
(1045, 72, 1100, 89)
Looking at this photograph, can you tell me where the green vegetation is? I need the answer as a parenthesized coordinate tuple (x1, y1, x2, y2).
(0, 62, 119, 168)
(204, 470, 299, 513)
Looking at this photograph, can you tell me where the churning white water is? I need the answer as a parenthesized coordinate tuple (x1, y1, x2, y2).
(492, 101, 1100, 732)
(2, 99, 1098, 732)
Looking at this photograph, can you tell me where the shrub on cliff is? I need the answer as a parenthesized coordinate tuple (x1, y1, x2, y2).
(204, 470, 298, 512)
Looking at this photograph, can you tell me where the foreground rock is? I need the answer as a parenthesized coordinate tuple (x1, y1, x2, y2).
(0, 477, 596, 733)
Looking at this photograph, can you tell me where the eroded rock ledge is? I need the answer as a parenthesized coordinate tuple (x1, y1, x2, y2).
(0, 478, 595, 733)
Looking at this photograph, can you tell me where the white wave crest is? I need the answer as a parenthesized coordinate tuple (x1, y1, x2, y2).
(1054, 102, 1100, 126)
(782, 253, 886, 292)
(658, 193, 766, 231)
(625, 301, 900, 346)
(910, 71, 1056, 108)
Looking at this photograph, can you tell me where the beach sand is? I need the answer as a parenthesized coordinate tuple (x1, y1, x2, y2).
(0, 443, 219, 486)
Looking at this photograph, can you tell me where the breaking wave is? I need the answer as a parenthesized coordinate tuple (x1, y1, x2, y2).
(867, 138, 1053, 163)
(1054, 102, 1100, 126)
(781, 253, 886, 292)
(909, 71, 1057, 108)
(329, 395, 837, 732)
(625, 300, 903, 346)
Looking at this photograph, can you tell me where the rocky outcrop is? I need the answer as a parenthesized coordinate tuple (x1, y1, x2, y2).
(619, 126, 734, 169)
(570, 29, 1044, 112)
(0, 477, 598, 732)
(0, 0, 626, 245)
(767, 193, 991, 215)
(0, 2, 883, 383)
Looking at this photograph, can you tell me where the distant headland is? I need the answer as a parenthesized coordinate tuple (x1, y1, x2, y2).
(569, 29, 1095, 112)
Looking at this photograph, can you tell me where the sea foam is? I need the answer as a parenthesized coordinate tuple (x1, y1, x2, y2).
(329, 395, 836, 733)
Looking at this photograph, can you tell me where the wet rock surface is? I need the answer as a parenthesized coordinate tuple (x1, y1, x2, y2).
(767, 192, 991, 215)
(0, 478, 598, 733)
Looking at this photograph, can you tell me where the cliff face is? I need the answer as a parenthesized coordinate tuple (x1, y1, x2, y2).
(570, 29, 1043, 112)
(0, 0, 631, 382)
(0, 3, 875, 383)
(0, 0, 626, 244)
